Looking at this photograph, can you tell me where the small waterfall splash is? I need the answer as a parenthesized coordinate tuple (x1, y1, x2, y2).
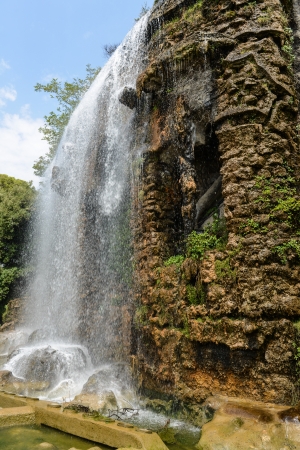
(1, 13, 149, 403)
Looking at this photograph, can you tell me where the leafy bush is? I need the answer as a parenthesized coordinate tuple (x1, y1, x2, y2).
(186, 217, 227, 260)
(134, 305, 149, 326)
(186, 284, 205, 305)
(164, 255, 184, 267)
(215, 258, 237, 280)
(0, 175, 36, 319)
(272, 239, 300, 264)
(186, 230, 220, 259)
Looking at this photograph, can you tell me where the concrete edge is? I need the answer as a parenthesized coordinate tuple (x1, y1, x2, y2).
(0, 392, 168, 450)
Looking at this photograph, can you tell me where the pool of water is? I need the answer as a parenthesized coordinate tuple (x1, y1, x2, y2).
(0, 423, 200, 450)
(0, 425, 115, 450)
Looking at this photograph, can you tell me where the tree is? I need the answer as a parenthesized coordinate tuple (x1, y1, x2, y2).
(0, 175, 36, 317)
(33, 64, 101, 176)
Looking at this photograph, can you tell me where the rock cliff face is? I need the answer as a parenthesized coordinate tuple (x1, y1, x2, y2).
(132, 0, 300, 412)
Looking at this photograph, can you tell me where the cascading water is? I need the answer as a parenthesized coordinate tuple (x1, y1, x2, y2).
(1, 13, 149, 403)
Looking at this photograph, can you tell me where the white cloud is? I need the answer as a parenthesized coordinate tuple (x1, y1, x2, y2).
(0, 59, 10, 74)
(0, 85, 17, 107)
(0, 108, 49, 187)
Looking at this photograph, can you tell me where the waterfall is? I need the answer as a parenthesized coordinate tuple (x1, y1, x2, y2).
(1, 13, 149, 401)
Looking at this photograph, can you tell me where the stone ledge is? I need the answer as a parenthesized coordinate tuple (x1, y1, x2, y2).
(0, 392, 168, 450)
(0, 405, 35, 427)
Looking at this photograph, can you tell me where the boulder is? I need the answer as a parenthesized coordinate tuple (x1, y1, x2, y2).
(6, 344, 88, 390)
(119, 87, 138, 109)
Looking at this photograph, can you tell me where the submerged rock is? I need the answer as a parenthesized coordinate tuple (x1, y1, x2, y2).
(87, 447, 103, 450)
(158, 428, 176, 445)
(34, 443, 58, 450)
(5, 344, 89, 396)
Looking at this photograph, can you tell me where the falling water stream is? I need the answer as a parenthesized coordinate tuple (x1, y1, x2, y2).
(2, 13, 150, 402)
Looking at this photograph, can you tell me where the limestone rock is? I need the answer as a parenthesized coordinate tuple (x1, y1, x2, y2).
(133, 0, 300, 409)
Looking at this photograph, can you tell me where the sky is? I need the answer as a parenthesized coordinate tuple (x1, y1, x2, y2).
(0, 0, 151, 187)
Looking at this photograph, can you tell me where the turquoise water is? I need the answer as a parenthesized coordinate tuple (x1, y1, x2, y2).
(0, 425, 115, 450)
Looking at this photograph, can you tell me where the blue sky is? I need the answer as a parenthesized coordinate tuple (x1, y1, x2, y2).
(0, 0, 151, 186)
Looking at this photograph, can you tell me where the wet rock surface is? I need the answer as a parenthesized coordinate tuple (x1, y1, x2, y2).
(132, 0, 300, 409)
(119, 86, 138, 109)
(197, 395, 300, 449)
(81, 364, 132, 395)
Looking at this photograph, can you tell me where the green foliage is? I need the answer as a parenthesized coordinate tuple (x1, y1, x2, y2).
(134, 305, 149, 326)
(215, 257, 237, 281)
(33, 64, 101, 176)
(225, 10, 236, 19)
(282, 27, 295, 71)
(257, 7, 272, 25)
(274, 197, 300, 223)
(239, 218, 269, 235)
(272, 239, 300, 264)
(186, 216, 227, 260)
(250, 172, 300, 262)
(245, 173, 300, 232)
(0, 175, 36, 316)
(186, 284, 205, 305)
(182, 0, 203, 21)
(181, 316, 190, 338)
(0, 175, 36, 265)
(186, 230, 218, 259)
(242, 2, 256, 16)
(294, 320, 300, 333)
(186, 284, 197, 304)
(164, 255, 184, 267)
(240, 218, 260, 233)
(293, 343, 300, 379)
(0, 267, 21, 303)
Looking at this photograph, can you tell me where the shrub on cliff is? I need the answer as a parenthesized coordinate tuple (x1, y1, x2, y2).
(186, 216, 227, 259)
(0, 174, 36, 319)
